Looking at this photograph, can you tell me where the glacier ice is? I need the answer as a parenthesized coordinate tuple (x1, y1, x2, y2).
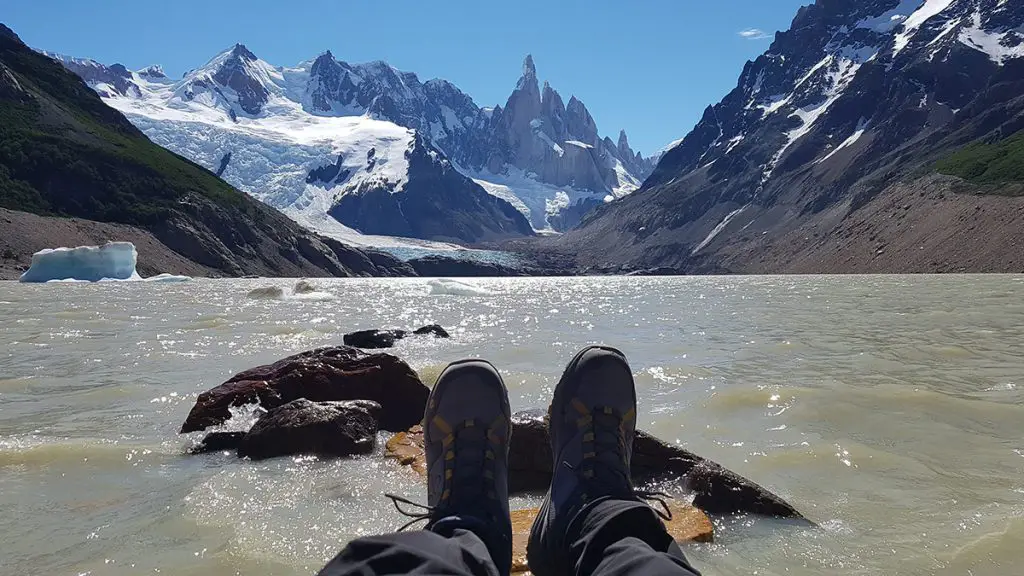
(18, 242, 191, 283)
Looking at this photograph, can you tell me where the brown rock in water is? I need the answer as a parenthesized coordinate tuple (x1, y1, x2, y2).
(386, 410, 805, 519)
(509, 504, 713, 573)
(385, 425, 428, 476)
(238, 399, 380, 460)
(180, 346, 428, 433)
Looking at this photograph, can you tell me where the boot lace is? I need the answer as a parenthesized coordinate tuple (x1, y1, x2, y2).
(568, 404, 673, 521)
(386, 419, 500, 530)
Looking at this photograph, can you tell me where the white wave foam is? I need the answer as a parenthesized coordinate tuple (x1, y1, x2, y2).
(246, 281, 336, 301)
(219, 403, 266, 433)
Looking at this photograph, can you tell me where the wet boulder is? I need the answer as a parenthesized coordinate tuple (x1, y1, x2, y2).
(386, 409, 805, 519)
(343, 329, 408, 349)
(189, 431, 247, 454)
(238, 399, 380, 460)
(180, 346, 428, 433)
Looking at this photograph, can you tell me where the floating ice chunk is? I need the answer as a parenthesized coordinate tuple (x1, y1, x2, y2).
(142, 273, 192, 283)
(20, 242, 140, 283)
(247, 286, 286, 299)
(427, 279, 494, 297)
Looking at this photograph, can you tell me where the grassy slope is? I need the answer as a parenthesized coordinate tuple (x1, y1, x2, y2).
(935, 129, 1024, 189)
(0, 27, 253, 224)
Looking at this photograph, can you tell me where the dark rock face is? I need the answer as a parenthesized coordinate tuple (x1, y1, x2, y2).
(508, 410, 803, 517)
(214, 152, 231, 177)
(306, 155, 350, 187)
(49, 55, 141, 98)
(330, 135, 534, 243)
(406, 254, 532, 277)
(0, 24, 20, 42)
(237, 399, 380, 460)
(138, 65, 165, 79)
(189, 431, 247, 454)
(210, 44, 269, 115)
(0, 62, 30, 103)
(547, 0, 1024, 273)
(343, 329, 408, 349)
(179, 346, 428, 433)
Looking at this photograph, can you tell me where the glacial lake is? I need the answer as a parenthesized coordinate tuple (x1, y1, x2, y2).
(2, 276, 1022, 575)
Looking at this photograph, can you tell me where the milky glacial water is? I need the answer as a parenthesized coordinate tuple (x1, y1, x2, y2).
(1, 276, 1022, 576)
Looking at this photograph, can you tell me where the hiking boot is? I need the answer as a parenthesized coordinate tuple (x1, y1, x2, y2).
(526, 346, 639, 575)
(390, 359, 513, 573)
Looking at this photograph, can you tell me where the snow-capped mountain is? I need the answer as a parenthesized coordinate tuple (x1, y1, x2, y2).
(50, 46, 650, 244)
(477, 56, 655, 229)
(548, 0, 1024, 273)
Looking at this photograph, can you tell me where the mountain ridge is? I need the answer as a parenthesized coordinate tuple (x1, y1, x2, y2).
(537, 0, 1024, 274)
(48, 46, 653, 238)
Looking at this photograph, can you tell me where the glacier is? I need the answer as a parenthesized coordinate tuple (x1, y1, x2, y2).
(18, 242, 191, 283)
(49, 46, 652, 242)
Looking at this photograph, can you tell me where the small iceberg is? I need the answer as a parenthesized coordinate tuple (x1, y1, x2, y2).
(247, 286, 287, 299)
(427, 279, 494, 297)
(18, 242, 191, 283)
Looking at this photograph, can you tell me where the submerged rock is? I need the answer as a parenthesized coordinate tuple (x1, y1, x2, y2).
(386, 410, 805, 519)
(343, 325, 451, 349)
(238, 399, 380, 460)
(292, 279, 321, 294)
(180, 346, 428, 433)
(413, 324, 450, 338)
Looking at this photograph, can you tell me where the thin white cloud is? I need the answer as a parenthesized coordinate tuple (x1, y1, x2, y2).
(738, 28, 771, 40)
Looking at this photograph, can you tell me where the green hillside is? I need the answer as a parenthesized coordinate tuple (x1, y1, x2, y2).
(0, 24, 250, 224)
(936, 129, 1024, 186)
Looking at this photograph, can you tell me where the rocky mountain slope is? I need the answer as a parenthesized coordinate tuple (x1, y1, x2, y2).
(50, 47, 651, 242)
(0, 24, 412, 278)
(543, 0, 1024, 273)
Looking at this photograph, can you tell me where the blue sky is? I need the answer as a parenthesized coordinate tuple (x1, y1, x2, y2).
(5, 0, 808, 155)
